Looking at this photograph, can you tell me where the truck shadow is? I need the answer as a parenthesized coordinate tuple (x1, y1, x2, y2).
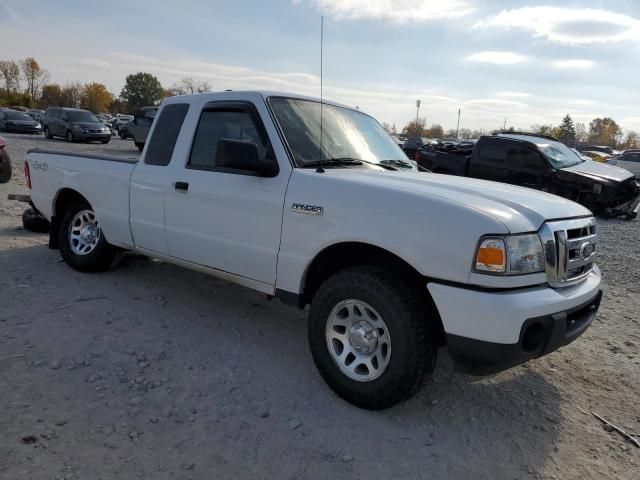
(2, 245, 561, 479)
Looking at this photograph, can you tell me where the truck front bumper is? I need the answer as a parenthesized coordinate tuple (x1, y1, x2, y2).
(427, 268, 602, 375)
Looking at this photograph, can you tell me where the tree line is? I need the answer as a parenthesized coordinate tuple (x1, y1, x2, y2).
(0, 57, 211, 114)
(393, 113, 639, 150)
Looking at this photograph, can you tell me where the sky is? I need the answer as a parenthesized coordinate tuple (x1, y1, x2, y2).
(1, 0, 640, 133)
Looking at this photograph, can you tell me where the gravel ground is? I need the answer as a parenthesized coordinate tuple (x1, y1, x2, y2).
(0, 133, 639, 480)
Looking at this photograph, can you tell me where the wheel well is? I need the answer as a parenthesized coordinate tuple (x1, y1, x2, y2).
(49, 188, 89, 249)
(302, 242, 420, 302)
(302, 242, 445, 343)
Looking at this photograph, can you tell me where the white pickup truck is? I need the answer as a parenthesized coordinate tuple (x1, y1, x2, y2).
(25, 91, 602, 409)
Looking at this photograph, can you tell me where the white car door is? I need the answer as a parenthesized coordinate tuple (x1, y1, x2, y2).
(130, 103, 190, 255)
(163, 97, 291, 288)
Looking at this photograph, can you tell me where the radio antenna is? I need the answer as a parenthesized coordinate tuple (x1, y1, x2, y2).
(317, 16, 325, 173)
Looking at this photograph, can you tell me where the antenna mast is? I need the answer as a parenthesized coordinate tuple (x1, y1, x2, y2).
(318, 16, 325, 173)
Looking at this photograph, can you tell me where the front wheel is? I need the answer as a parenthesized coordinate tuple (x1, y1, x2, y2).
(308, 266, 437, 410)
(135, 142, 144, 152)
(58, 201, 120, 272)
(66, 130, 75, 143)
(44, 126, 53, 139)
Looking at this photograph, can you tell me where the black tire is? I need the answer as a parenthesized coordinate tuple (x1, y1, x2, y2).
(44, 126, 53, 139)
(22, 208, 50, 233)
(0, 149, 11, 183)
(101, 138, 111, 144)
(58, 201, 120, 272)
(135, 142, 144, 152)
(66, 130, 75, 143)
(308, 266, 437, 410)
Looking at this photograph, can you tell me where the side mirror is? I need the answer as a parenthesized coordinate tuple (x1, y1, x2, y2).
(215, 139, 278, 176)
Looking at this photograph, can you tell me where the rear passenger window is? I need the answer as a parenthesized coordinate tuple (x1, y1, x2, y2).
(144, 104, 189, 166)
(508, 148, 546, 172)
(189, 109, 266, 170)
(477, 142, 507, 167)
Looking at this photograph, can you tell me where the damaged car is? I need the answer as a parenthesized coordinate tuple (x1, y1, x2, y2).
(415, 133, 640, 219)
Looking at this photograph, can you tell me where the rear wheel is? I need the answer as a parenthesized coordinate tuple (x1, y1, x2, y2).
(135, 142, 144, 152)
(0, 149, 11, 183)
(22, 208, 50, 233)
(308, 266, 437, 409)
(58, 201, 120, 272)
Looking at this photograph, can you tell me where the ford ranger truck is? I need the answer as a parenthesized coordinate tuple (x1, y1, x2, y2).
(25, 91, 603, 410)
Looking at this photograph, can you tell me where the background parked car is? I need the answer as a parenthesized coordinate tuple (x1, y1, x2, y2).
(576, 144, 615, 155)
(402, 136, 434, 159)
(42, 107, 111, 143)
(0, 135, 10, 183)
(581, 150, 612, 162)
(127, 106, 158, 151)
(27, 109, 45, 124)
(607, 151, 640, 176)
(0, 110, 43, 134)
(111, 114, 134, 135)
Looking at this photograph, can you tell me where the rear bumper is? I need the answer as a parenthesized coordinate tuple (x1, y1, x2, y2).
(427, 268, 602, 375)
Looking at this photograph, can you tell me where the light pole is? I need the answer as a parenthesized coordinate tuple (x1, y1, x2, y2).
(455, 108, 461, 139)
(415, 100, 421, 136)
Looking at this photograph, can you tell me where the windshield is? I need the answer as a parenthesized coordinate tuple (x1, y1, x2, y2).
(269, 97, 414, 170)
(6, 111, 32, 120)
(68, 111, 99, 123)
(537, 141, 584, 169)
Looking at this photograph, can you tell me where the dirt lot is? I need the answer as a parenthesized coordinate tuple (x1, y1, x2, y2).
(0, 133, 638, 480)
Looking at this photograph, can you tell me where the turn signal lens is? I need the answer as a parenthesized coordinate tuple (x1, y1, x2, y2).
(475, 238, 506, 273)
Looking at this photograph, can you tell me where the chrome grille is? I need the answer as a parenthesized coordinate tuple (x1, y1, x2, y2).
(539, 217, 597, 288)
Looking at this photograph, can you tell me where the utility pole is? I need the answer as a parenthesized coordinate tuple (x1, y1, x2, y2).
(503, 116, 507, 132)
(455, 108, 461, 139)
(416, 100, 421, 136)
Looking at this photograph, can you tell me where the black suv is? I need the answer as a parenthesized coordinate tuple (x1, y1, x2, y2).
(42, 107, 111, 143)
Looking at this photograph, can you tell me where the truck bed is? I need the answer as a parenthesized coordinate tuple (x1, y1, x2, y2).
(26, 149, 139, 249)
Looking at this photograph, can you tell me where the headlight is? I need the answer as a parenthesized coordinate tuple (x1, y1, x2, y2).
(474, 234, 544, 275)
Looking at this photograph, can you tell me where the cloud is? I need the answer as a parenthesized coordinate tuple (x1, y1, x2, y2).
(465, 51, 526, 65)
(474, 7, 640, 45)
(464, 98, 528, 110)
(496, 91, 531, 98)
(552, 59, 594, 69)
(296, 0, 474, 23)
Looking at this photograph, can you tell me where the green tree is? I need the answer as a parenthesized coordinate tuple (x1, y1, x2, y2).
(81, 82, 113, 113)
(557, 114, 576, 144)
(588, 117, 621, 147)
(120, 72, 164, 112)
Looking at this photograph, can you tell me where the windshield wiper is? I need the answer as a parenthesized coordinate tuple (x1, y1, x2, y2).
(379, 159, 414, 169)
(303, 157, 397, 171)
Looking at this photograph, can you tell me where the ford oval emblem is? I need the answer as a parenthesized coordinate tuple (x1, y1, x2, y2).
(580, 241, 594, 260)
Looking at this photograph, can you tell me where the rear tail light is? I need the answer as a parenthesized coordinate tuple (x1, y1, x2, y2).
(414, 150, 419, 161)
(24, 161, 31, 189)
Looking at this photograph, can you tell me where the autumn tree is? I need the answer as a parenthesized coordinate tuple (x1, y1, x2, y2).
(80, 82, 113, 113)
(575, 122, 588, 143)
(557, 114, 576, 144)
(21, 57, 49, 102)
(588, 117, 621, 146)
(39, 84, 62, 108)
(0, 60, 20, 92)
(60, 82, 84, 108)
(620, 131, 640, 150)
(401, 118, 426, 136)
(120, 72, 164, 111)
(170, 76, 211, 95)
